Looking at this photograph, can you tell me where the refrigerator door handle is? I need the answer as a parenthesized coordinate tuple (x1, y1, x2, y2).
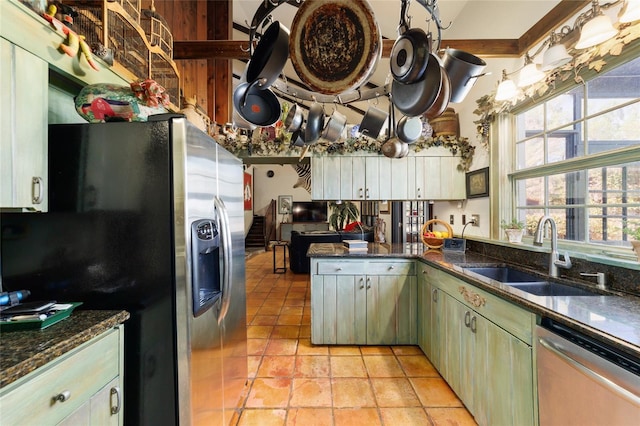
(214, 196, 233, 325)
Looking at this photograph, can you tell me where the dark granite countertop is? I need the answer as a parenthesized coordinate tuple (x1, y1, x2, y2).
(308, 242, 640, 358)
(0, 309, 130, 388)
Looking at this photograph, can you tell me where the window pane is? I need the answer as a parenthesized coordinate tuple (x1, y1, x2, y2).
(516, 137, 544, 169)
(523, 209, 545, 235)
(517, 177, 544, 206)
(549, 171, 585, 206)
(587, 58, 640, 116)
(546, 86, 583, 129)
(587, 102, 640, 154)
(588, 162, 640, 204)
(517, 104, 544, 136)
(588, 208, 626, 245)
(547, 126, 583, 163)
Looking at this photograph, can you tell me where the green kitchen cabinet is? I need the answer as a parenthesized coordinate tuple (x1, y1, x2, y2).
(0, 325, 124, 425)
(420, 263, 536, 426)
(310, 258, 416, 345)
(0, 37, 48, 211)
(407, 154, 466, 200)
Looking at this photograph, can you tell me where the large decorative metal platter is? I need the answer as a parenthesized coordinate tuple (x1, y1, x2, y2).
(289, 0, 382, 95)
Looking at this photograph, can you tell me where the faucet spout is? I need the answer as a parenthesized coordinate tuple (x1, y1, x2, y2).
(533, 215, 572, 278)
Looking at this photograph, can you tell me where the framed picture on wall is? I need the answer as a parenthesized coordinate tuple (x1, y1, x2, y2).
(244, 172, 253, 210)
(278, 195, 293, 215)
(466, 167, 489, 198)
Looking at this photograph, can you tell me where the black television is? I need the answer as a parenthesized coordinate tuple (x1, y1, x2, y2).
(292, 201, 328, 222)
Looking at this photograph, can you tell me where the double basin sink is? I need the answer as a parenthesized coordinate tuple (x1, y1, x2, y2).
(462, 266, 600, 297)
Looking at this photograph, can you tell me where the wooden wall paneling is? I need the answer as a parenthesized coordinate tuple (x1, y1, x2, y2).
(208, 0, 232, 125)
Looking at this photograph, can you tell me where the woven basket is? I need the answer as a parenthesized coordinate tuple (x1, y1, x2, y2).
(421, 219, 454, 249)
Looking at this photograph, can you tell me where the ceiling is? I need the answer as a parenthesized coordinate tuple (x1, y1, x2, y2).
(226, 0, 576, 128)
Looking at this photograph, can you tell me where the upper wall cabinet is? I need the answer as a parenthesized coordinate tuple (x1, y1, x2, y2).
(311, 150, 466, 201)
(0, 38, 48, 211)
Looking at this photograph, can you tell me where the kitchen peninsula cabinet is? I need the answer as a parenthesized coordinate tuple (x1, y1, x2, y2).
(310, 258, 417, 345)
(0, 38, 48, 211)
(420, 264, 536, 426)
(311, 154, 392, 201)
(0, 325, 125, 425)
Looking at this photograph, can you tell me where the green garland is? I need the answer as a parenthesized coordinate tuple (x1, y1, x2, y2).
(216, 133, 475, 171)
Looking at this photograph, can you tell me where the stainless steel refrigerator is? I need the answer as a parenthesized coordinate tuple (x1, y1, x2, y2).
(0, 116, 247, 425)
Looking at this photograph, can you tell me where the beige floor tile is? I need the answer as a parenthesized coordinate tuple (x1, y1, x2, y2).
(330, 356, 368, 378)
(289, 378, 332, 407)
(247, 356, 261, 378)
(257, 355, 296, 378)
(370, 378, 422, 407)
(265, 339, 299, 356)
(426, 407, 478, 425)
(257, 305, 283, 316)
(252, 315, 279, 326)
(391, 346, 424, 356)
(363, 355, 405, 377)
(247, 325, 273, 339)
(299, 325, 311, 338)
(379, 407, 431, 425)
(245, 378, 292, 408)
(285, 408, 333, 426)
(280, 306, 304, 316)
(410, 377, 464, 407)
(331, 378, 376, 408)
(246, 338, 269, 356)
(397, 355, 439, 377)
(360, 346, 394, 355)
(295, 355, 330, 377)
(277, 314, 303, 325)
(271, 325, 301, 339)
(237, 408, 287, 426)
(329, 346, 361, 356)
(297, 339, 330, 355)
(334, 408, 382, 426)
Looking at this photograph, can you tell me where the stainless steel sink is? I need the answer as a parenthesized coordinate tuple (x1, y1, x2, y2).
(463, 266, 601, 296)
(463, 266, 543, 283)
(508, 282, 600, 297)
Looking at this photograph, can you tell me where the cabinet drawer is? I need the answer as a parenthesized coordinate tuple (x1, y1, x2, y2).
(0, 327, 121, 425)
(367, 260, 415, 276)
(316, 261, 366, 275)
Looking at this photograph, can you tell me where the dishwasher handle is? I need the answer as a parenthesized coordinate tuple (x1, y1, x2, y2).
(538, 337, 640, 406)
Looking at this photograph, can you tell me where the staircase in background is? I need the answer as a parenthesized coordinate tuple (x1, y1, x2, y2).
(245, 215, 266, 248)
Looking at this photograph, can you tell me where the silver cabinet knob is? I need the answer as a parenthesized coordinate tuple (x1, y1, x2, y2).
(54, 390, 71, 403)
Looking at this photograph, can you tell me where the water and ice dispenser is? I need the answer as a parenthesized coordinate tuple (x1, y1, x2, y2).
(191, 219, 222, 317)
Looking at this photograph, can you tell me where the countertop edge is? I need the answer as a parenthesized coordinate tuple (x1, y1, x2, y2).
(1, 310, 130, 388)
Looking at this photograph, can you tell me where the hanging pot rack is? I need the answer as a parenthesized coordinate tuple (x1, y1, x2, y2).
(248, 0, 449, 105)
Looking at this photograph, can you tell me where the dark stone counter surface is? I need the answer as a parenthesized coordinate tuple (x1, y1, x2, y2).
(0, 310, 130, 388)
(308, 242, 640, 359)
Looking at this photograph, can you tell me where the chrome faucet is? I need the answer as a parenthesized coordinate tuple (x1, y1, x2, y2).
(533, 215, 572, 278)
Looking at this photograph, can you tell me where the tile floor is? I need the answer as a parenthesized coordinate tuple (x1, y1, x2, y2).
(232, 250, 477, 426)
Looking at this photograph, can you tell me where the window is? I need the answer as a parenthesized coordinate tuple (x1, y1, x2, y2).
(511, 56, 640, 251)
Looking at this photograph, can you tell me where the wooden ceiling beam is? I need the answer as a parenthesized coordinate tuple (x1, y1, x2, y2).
(173, 0, 592, 61)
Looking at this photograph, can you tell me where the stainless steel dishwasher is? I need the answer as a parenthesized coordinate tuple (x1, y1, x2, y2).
(536, 318, 640, 426)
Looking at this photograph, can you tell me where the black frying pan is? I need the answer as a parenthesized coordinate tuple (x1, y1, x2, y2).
(233, 81, 281, 127)
(246, 21, 290, 90)
(391, 53, 443, 117)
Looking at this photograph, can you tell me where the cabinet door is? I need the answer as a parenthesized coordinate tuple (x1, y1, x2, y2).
(440, 156, 466, 199)
(375, 156, 393, 200)
(322, 156, 342, 200)
(429, 286, 446, 371)
(441, 293, 468, 398)
(417, 266, 431, 357)
(396, 274, 418, 344)
(340, 156, 355, 200)
(0, 39, 48, 210)
(311, 156, 324, 199)
(391, 157, 410, 200)
(90, 378, 122, 425)
(352, 157, 367, 200)
(479, 319, 534, 426)
(418, 156, 442, 200)
(366, 275, 396, 344)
